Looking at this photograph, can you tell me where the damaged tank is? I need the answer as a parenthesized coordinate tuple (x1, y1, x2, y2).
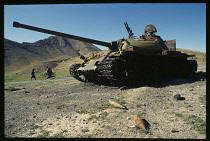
(13, 21, 197, 86)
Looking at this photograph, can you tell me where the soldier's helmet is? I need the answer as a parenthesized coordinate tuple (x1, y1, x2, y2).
(144, 24, 157, 35)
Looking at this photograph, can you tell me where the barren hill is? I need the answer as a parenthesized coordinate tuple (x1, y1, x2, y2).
(4, 36, 101, 74)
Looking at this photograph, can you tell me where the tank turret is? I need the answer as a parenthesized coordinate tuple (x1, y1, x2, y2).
(13, 21, 171, 54)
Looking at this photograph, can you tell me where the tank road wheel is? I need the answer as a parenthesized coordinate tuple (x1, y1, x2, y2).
(109, 59, 125, 86)
(124, 69, 138, 85)
(188, 60, 198, 74)
(69, 64, 86, 82)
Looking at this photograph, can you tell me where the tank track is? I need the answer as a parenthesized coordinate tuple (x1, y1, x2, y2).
(97, 56, 197, 86)
(70, 55, 197, 87)
(69, 64, 87, 82)
(97, 57, 125, 86)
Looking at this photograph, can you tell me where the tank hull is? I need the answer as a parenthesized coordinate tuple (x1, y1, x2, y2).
(69, 51, 197, 86)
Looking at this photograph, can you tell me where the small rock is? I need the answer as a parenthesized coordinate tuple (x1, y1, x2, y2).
(173, 94, 185, 101)
(171, 130, 179, 133)
(174, 94, 181, 100)
(37, 103, 40, 105)
(190, 89, 194, 91)
(129, 125, 135, 128)
(196, 86, 199, 88)
(201, 105, 205, 107)
(81, 129, 89, 133)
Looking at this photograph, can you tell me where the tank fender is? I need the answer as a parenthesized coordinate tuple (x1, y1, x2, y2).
(77, 60, 99, 71)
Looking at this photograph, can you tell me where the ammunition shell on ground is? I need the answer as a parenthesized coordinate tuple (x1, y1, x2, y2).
(108, 100, 126, 109)
(133, 115, 146, 129)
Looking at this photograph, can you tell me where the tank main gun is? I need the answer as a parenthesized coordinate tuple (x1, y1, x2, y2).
(13, 21, 118, 50)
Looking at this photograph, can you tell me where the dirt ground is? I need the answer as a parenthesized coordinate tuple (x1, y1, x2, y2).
(4, 70, 206, 139)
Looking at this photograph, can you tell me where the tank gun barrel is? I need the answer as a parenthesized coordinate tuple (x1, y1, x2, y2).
(13, 21, 113, 49)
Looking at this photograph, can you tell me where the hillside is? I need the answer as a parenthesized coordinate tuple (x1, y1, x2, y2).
(176, 48, 206, 65)
(4, 36, 101, 75)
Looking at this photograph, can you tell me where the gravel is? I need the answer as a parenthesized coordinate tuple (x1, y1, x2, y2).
(4, 73, 206, 138)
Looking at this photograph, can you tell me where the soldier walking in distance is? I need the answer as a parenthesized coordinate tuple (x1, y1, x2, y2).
(31, 68, 36, 80)
(46, 66, 52, 79)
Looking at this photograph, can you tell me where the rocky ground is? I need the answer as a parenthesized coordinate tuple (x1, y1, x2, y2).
(4, 70, 206, 139)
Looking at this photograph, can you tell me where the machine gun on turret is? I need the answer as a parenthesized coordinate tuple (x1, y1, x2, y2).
(124, 21, 134, 39)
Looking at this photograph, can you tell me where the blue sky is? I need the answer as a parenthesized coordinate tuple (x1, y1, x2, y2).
(4, 3, 206, 52)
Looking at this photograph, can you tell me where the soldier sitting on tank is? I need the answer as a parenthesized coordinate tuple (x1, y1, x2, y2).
(144, 24, 157, 36)
(46, 66, 53, 79)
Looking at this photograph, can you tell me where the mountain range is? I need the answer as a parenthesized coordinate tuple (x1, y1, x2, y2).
(4, 36, 101, 74)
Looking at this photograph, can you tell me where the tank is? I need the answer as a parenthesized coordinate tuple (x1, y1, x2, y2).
(13, 21, 197, 86)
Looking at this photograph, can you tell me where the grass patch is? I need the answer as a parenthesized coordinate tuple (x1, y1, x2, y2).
(98, 103, 110, 110)
(136, 104, 143, 108)
(135, 126, 149, 134)
(199, 95, 206, 103)
(99, 112, 108, 119)
(77, 109, 88, 114)
(4, 71, 71, 83)
(170, 111, 206, 134)
(88, 115, 99, 121)
(55, 104, 68, 109)
(113, 98, 126, 105)
(184, 115, 206, 134)
(175, 113, 183, 117)
(55, 71, 71, 78)
(153, 122, 158, 125)
(37, 130, 51, 138)
(6, 123, 14, 129)
(29, 124, 40, 130)
(138, 111, 146, 116)
(50, 130, 67, 138)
